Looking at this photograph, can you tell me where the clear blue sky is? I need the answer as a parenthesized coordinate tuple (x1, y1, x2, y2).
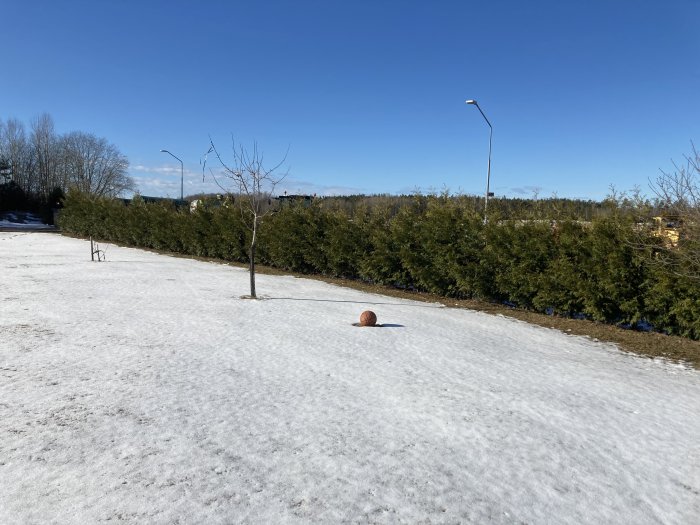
(2, 0, 699, 200)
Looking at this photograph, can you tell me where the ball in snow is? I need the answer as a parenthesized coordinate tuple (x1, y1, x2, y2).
(360, 310, 377, 327)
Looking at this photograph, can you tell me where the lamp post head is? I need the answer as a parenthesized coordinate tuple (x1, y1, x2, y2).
(160, 149, 167, 153)
(465, 99, 477, 105)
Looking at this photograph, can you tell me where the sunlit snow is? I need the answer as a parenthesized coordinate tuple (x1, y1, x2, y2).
(1, 232, 699, 523)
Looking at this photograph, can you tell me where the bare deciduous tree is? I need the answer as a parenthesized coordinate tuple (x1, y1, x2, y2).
(207, 139, 287, 298)
(2, 113, 133, 200)
(59, 131, 134, 197)
(30, 113, 60, 198)
(0, 118, 33, 190)
(648, 143, 700, 280)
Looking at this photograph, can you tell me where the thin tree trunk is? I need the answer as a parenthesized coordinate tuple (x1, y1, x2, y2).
(249, 219, 257, 298)
(249, 244, 256, 298)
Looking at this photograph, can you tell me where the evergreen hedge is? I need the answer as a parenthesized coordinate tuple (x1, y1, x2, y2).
(58, 191, 700, 339)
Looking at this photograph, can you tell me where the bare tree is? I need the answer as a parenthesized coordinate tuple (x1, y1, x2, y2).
(648, 143, 700, 280)
(30, 113, 60, 198)
(59, 131, 134, 197)
(0, 118, 8, 183)
(2, 113, 134, 201)
(0, 118, 33, 189)
(207, 139, 287, 298)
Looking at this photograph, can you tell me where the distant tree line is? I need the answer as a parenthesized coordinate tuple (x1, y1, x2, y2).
(58, 190, 700, 339)
(294, 193, 612, 222)
(0, 113, 133, 213)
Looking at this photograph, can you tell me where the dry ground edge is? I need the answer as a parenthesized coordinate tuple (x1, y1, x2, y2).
(63, 232, 700, 370)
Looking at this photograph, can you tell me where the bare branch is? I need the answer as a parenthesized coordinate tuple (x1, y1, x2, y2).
(204, 138, 289, 297)
(636, 142, 700, 282)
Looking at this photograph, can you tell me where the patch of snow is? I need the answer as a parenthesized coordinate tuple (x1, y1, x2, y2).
(0, 220, 55, 229)
(1, 232, 699, 523)
(0, 211, 55, 230)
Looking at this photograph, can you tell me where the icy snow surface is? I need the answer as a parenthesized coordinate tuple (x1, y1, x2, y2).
(1, 232, 699, 524)
(0, 212, 55, 230)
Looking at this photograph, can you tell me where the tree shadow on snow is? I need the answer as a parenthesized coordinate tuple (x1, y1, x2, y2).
(267, 297, 443, 309)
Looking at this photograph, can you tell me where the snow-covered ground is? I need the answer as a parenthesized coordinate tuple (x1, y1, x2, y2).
(1, 232, 699, 524)
(0, 211, 55, 230)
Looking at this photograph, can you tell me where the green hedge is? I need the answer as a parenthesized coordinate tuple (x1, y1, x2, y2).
(58, 191, 700, 339)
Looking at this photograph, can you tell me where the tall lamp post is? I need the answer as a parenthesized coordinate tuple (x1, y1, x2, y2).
(465, 99, 493, 220)
(160, 149, 184, 200)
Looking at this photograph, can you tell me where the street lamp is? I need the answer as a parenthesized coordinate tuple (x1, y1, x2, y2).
(466, 99, 493, 220)
(160, 149, 184, 200)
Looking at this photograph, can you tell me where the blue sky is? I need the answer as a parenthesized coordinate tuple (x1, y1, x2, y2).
(2, 0, 699, 200)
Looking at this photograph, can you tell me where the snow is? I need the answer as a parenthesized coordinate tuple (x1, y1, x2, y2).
(0, 212, 55, 230)
(1, 232, 699, 524)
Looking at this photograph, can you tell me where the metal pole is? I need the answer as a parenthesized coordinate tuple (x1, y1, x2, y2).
(466, 100, 493, 221)
(485, 119, 492, 216)
(160, 149, 184, 200)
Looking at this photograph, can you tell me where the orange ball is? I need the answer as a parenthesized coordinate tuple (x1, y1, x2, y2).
(360, 310, 377, 327)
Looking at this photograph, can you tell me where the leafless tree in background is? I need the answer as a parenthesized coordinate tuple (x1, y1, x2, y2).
(207, 139, 287, 298)
(30, 113, 60, 198)
(1, 113, 134, 200)
(0, 118, 33, 189)
(649, 143, 700, 281)
(59, 131, 134, 197)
